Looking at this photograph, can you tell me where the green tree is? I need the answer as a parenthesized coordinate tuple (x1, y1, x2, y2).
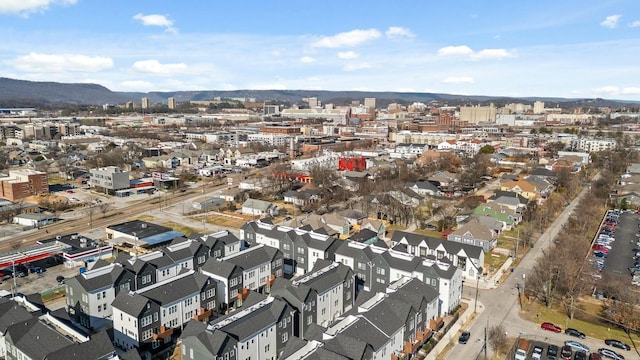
(478, 145, 495, 154)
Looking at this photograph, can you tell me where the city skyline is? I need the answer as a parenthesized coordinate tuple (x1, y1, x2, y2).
(0, 0, 639, 100)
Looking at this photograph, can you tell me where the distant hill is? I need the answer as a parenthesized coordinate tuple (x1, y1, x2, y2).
(0, 77, 636, 108)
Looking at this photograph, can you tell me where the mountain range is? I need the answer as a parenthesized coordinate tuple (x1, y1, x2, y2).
(0, 77, 635, 109)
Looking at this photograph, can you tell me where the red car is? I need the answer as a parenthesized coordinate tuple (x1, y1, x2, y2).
(541, 322, 562, 333)
(592, 245, 609, 253)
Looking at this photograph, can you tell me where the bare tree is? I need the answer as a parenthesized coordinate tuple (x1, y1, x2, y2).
(488, 324, 508, 353)
(98, 202, 111, 218)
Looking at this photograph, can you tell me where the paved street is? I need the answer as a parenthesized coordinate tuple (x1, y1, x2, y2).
(447, 185, 590, 360)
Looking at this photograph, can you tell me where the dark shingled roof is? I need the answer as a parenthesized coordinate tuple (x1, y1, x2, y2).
(46, 330, 115, 360)
(111, 291, 149, 317)
(5, 317, 74, 360)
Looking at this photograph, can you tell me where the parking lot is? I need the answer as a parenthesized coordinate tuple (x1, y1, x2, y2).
(0, 260, 79, 299)
(595, 210, 639, 284)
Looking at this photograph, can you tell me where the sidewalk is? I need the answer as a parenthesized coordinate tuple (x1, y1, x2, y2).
(423, 298, 483, 360)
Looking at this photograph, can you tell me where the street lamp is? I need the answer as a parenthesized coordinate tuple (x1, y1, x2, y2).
(474, 266, 483, 313)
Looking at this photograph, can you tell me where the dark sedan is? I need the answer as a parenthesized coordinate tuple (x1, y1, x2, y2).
(604, 339, 630, 351)
(565, 328, 586, 339)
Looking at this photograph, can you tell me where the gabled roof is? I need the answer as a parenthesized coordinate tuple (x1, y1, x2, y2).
(501, 179, 537, 192)
(0, 299, 36, 334)
(5, 317, 74, 360)
(348, 228, 378, 243)
(450, 219, 494, 239)
(140, 272, 213, 306)
(68, 263, 127, 293)
(488, 190, 528, 204)
(45, 330, 115, 360)
(390, 230, 483, 259)
(530, 167, 557, 177)
(112, 291, 150, 317)
(242, 198, 274, 211)
(222, 245, 279, 271)
(200, 257, 240, 278)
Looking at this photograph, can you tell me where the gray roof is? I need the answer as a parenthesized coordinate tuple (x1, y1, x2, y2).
(68, 263, 126, 293)
(223, 246, 278, 271)
(200, 258, 239, 278)
(338, 317, 389, 351)
(45, 330, 115, 360)
(348, 228, 378, 243)
(111, 291, 149, 317)
(210, 298, 290, 341)
(391, 230, 483, 259)
(322, 333, 372, 360)
(300, 261, 351, 294)
(242, 198, 274, 212)
(107, 220, 175, 239)
(141, 272, 212, 306)
(0, 299, 35, 333)
(6, 317, 74, 360)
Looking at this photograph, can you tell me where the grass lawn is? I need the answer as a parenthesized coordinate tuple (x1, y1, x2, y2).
(203, 214, 248, 229)
(163, 221, 198, 236)
(48, 175, 67, 185)
(485, 253, 508, 274)
(520, 297, 640, 343)
(136, 215, 157, 222)
(414, 229, 443, 238)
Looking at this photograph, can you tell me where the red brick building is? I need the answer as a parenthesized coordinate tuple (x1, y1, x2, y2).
(0, 170, 49, 201)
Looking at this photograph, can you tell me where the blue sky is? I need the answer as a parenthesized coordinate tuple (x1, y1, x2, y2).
(1, 0, 640, 100)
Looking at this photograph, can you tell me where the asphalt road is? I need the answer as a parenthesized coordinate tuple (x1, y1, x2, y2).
(0, 180, 232, 253)
(448, 184, 593, 360)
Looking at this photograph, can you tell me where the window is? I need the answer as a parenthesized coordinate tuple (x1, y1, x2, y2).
(230, 277, 239, 287)
(141, 314, 152, 327)
(153, 312, 158, 322)
(207, 289, 215, 298)
(82, 294, 88, 302)
(142, 328, 153, 341)
(97, 292, 101, 300)
(202, 293, 206, 301)
(283, 243, 290, 250)
(197, 255, 206, 264)
(282, 333, 288, 342)
(357, 262, 366, 270)
(307, 315, 312, 325)
(376, 267, 386, 275)
(141, 274, 152, 285)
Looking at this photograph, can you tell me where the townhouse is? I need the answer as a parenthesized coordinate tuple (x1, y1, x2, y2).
(196, 230, 245, 259)
(240, 220, 339, 275)
(65, 262, 135, 330)
(271, 260, 355, 336)
(391, 230, 485, 280)
(219, 244, 284, 294)
(179, 295, 295, 360)
(290, 277, 440, 360)
(199, 258, 244, 312)
(112, 270, 219, 353)
(333, 240, 463, 316)
(448, 218, 498, 252)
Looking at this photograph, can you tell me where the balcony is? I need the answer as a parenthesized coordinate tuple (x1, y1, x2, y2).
(266, 274, 276, 286)
(429, 316, 444, 331)
(193, 307, 212, 322)
(403, 339, 422, 355)
(152, 325, 173, 340)
(238, 287, 250, 301)
(416, 326, 432, 342)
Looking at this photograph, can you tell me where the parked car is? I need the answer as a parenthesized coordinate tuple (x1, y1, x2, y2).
(531, 345, 544, 359)
(597, 348, 625, 360)
(458, 331, 470, 344)
(561, 345, 573, 360)
(593, 251, 608, 258)
(592, 246, 609, 253)
(541, 322, 562, 333)
(565, 328, 586, 339)
(56, 275, 65, 284)
(565, 340, 590, 353)
(604, 339, 630, 351)
(548, 344, 559, 359)
(574, 351, 587, 360)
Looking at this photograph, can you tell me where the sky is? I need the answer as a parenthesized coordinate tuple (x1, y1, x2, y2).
(1, 0, 640, 100)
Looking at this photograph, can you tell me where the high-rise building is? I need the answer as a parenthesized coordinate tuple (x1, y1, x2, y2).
(307, 97, 319, 108)
(533, 101, 545, 114)
(459, 104, 497, 124)
(167, 97, 176, 110)
(364, 97, 376, 109)
(141, 97, 150, 109)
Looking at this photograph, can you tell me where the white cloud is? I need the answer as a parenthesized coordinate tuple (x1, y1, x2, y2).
(133, 13, 177, 33)
(132, 60, 188, 75)
(630, 20, 640, 28)
(312, 29, 381, 48)
(385, 26, 415, 38)
(470, 48, 514, 60)
(343, 62, 373, 71)
(591, 85, 635, 95)
(0, 0, 76, 15)
(437, 45, 514, 60)
(299, 56, 316, 63)
(601, 15, 621, 29)
(337, 51, 359, 59)
(437, 45, 474, 57)
(5, 52, 113, 72)
(442, 76, 475, 84)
